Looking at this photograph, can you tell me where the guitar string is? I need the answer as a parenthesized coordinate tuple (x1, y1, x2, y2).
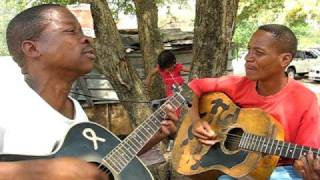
(96, 92, 185, 176)
(98, 134, 319, 177)
(221, 133, 320, 156)
(97, 130, 316, 176)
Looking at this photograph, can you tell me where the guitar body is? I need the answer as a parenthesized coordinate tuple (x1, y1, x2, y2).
(0, 122, 153, 180)
(172, 93, 285, 180)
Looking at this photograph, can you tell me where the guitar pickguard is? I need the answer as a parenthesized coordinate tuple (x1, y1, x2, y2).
(191, 143, 248, 170)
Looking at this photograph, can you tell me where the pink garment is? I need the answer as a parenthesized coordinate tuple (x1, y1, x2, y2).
(158, 63, 184, 97)
(188, 75, 320, 149)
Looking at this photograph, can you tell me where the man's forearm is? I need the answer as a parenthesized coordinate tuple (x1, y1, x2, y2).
(0, 160, 48, 180)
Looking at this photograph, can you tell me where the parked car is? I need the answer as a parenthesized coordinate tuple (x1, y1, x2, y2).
(286, 50, 320, 79)
(310, 48, 320, 56)
(309, 66, 320, 81)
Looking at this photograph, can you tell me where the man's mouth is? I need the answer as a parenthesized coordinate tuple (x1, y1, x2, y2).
(245, 63, 256, 71)
(83, 48, 96, 60)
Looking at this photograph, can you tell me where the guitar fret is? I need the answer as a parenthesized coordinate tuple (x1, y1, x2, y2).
(125, 137, 139, 151)
(268, 138, 274, 154)
(154, 110, 166, 120)
(257, 136, 261, 152)
(119, 143, 134, 161)
(144, 121, 158, 134)
(149, 115, 161, 129)
(100, 91, 185, 175)
(274, 140, 280, 155)
(109, 152, 126, 170)
(129, 134, 144, 149)
(254, 135, 259, 151)
(260, 137, 266, 153)
(174, 95, 184, 106)
(239, 133, 245, 148)
(299, 146, 305, 158)
(244, 134, 250, 149)
(136, 128, 149, 142)
(102, 158, 121, 174)
(113, 150, 128, 167)
(216, 128, 320, 162)
(115, 147, 131, 164)
(279, 141, 285, 157)
(168, 99, 178, 110)
(140, 123, 154, 137)
(121, 141, 136, 157)
(285, 142, 291, 158)
(292, 144, 297, 159)
(257, 136, 262, 152)
(256, 136, 261, 152)
(245, 133, 249, 148)
(251, 135, 257, 151)
(265, 137, 270, 153)
(246, 134, 252, 149)
(173, 97, 182, 107)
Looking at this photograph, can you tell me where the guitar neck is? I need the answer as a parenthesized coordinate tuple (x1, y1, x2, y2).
(239, 132, 320, 159)
(103, 93, 185, 174)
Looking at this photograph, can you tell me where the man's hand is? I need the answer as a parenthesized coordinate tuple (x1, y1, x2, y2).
(46, 157, 110, 180)
(157, 104, 179, 138)
(294, 152, 320, 180)
(139, 104, 179, 154)
(0, 157, 110, 180)
(192, 119, 218, 145)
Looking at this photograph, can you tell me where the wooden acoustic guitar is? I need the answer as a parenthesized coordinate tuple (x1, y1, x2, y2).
(172, 92, 319, 180)
(0, 90, 186, 180)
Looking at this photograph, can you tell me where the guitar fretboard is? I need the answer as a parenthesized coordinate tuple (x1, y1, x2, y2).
(239, 132, 320, 159)
(102, 92, 185, 174)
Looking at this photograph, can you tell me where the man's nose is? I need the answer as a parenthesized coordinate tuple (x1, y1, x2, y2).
(81, 35, 94, 45)
(245, 53, 253, 62)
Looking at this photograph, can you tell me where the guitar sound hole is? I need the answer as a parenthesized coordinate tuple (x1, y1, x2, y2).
(92, 162, 115, 180)
(224, 128, 244, 152)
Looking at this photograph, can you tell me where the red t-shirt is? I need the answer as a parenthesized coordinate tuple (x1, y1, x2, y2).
(188, 75, 320, 149)
(158, 63, 184, 97)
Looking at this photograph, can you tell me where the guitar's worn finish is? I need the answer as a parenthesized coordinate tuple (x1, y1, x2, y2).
(172, 92, 284, 180)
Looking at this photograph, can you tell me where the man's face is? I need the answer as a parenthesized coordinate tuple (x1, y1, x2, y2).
(245, 30, 285, 81)
(36, 8, 95, 76)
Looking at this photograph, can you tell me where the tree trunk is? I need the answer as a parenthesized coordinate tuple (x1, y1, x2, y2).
(133, 0, 165, 100)
(189, 0, 239, 79)
(88, 0, 152, 127)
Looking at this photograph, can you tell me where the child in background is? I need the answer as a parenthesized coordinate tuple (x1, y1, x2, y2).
(145, 50, 190, 97)
(145, 50, 190, 152)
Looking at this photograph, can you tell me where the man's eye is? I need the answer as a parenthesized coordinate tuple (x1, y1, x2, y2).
(65, 29, 75, 33)
(255, 51, 263, 55)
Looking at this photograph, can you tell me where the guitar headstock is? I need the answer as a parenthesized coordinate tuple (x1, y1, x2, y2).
(172, 84, 183, 94)
(172, 84, 192, 107)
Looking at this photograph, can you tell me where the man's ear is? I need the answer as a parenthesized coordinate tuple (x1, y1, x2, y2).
(280, 53, 293, 68)
(21, 40, 40, 58)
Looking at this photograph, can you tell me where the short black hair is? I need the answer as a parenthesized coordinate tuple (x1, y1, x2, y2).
(6, 4, 65, 67)
(258, 24, 297, 57)
(157, 50, 176, 69)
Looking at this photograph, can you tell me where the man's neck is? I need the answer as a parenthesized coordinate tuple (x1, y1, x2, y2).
(256, 74, 288, 96)
(25, 74, 75, 119)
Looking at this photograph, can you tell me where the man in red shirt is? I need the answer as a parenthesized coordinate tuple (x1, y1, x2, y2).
(189, 24, 320, 179)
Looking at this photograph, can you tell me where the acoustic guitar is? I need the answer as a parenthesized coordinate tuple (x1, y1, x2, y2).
(172, 92, 319, 180)
(0, 89, 186, 180)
